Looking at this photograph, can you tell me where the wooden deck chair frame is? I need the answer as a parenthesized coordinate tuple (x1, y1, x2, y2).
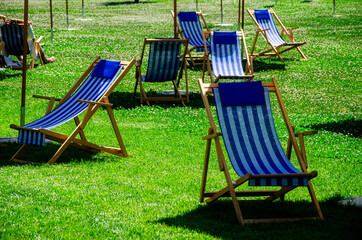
(201, 30, 254, 83)
(247, 8, 307, 62)
(198, 78, 323, 224)
(0, 17, 44, 69)
(133, 38, 189, 106)
(10, 57, 136, 165)
(171, 10, 210, 66)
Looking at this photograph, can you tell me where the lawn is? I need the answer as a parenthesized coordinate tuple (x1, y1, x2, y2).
(0, 0, 361, 239)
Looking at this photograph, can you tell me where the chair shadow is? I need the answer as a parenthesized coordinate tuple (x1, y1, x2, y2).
(155, 197, 361, 239)
(103, 1, 153, 6)
(109, 91, 207, 109)
(0, 70, 22, 81)
(0, 141, 99, 167)
(252, 59, 286, 72)
(306, 117, 361, 138)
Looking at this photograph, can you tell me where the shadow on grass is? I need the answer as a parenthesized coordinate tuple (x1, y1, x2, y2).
(307, 117, 361, 138)
(252, 59, 286, 72)
(109, 91, 207, 109)
(0, 70, 21, 81)
(156, 198, 361, 239)
(0, 141, 99, 166)
(103, 1, 154, 6)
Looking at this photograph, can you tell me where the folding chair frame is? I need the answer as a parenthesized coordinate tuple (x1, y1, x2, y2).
(247, 8, 307, 62)
(171, 10, 210, 66)
(198, 78, 323, 224)
(201, 30, 254, 83)
(133, 38, 189, 106)
(10, 57, 136, 165)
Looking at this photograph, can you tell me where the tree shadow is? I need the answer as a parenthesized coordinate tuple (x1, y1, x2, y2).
(306, 117, 361, 138)
(252, 59, 286, 72)
(155, 197, 361, 239)
(301, 0, 313, 3)
(103, 1, 154, 6)
(108, 91, 206, 109)
(0, 70, 22, 81)
(0, 141, 101, 167)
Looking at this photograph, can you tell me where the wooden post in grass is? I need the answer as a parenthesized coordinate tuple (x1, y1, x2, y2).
(173, 0, 177, 38)
(21, 0, 29, 126)
(333, 0, 336, 15)
(50, 0, 54, 42)
(66, 0, 69, 30)
(82, 0, 85, 19)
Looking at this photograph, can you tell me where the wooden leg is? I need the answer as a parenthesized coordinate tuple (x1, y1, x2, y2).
(106, 106, 128, 157)
(265, 186, 296, 201)
(200, 128, 213, 203)
(307, 182, 324, 220)
(74, 116, 87, 141)
(11, 144, 29, 161)
(296, 46, 307, 60)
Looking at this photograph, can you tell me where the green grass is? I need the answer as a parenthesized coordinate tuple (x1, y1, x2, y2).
(1, 0, 361, 239)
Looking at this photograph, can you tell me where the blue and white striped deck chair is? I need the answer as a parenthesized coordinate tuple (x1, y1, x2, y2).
(134, 38, 189, 106)
(171, 11, 210, 66)
(247, 8, 307, 62)
(10, 57, 136, 165)
(0, 20, 44, 69)
(203, 31, 253, 83)
(198, 79, 323, 224)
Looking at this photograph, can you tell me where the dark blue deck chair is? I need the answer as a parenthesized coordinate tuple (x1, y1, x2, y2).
(171, 11, 210, 66)
(198, 79, 323, 224)
(247, 8, 307, 62)
(202, 31, 254, 83)
(10, 57, 136, 165)
(133, 38, 189, 106)
(0, 18, 45, 69)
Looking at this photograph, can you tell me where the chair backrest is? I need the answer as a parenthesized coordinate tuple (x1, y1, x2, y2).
(177, 11, 209, 48)
(210, 31, 245, 78)
(23, 60, 123, 131)
(0, 24, 29, 56)
(143, 39, 183, 82)
(213, 81, 308, 186)
(254, 9, 285, 47)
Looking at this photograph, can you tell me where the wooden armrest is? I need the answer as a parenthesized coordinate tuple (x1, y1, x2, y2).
(287, 27, 299, 31)
(259, 28, 271, 33)
(202, 132, 222, 140)
(77, 99, 113, 107)
(33, 95, 62, 101)
(295, 130, 318, 137)
(35, 36, 44, 44)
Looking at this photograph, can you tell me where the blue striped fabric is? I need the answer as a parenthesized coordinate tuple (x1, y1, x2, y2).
(210, 31, 245, 78)
(0, 24, 29, 56)
(177, 12, 210, 52)
(18, 60, 123, 146)
(254, 10, 286, 47)
(213, 86, 308, 186)
(143, 41, 181, 82)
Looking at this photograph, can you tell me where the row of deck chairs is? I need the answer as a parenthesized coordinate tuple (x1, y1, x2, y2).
(8, 8, 323, 224)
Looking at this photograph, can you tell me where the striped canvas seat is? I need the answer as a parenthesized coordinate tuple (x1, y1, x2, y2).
(18, 60, 123, 146)
(134, 38, 189, 106)
(198, 79, 323, 224)
(0, 24, 29, 56)
(247, 8, 307, 62)
(214, 82, 310, 186)
(142, 41, 182, 83)
(177, 12, 210, 52)
(10, 57, 136, 165)
(254, 10, 286, 47)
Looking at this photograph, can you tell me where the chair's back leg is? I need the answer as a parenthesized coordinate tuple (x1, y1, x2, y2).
(105, 105, 128, 157)
(307, 182, 324, 220)
(200, 128, 213, 203)
(11, 143, 29, 162)
(296, 46, 307, 60)
(74, 116, 87, 141)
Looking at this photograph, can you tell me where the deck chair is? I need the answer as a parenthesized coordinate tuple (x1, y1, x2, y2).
(0, 18, 46, 69)
(10, 57, 136, 165)
(171, 11, 210, 66)
(198, 79, 323, 224)
(133, 38, 189, 106)
(247, 8, 307, 62)
(202, 31, 254, 83)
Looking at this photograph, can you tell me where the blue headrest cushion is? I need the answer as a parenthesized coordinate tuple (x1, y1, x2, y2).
(178, 12, 199, 21)
(91, 60, 121, 79)
(213, 31, 237, 45)
(254, 9, 271, 20)
(217, 81, 266, 106)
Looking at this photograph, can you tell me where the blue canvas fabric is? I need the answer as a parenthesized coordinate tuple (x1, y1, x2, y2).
(92, 60, 121, 79)
(0, 24, 29, 56)
(18, 60, 123, 146)
(213, 31, 238, 45)
(143, 41, 181, 82)
(218, 81, 265, 106)
(213, 84, 309, 186)
(210, 31, 245, 78)
(177, 12, 210, 51)
(254, 9, 286, 47)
